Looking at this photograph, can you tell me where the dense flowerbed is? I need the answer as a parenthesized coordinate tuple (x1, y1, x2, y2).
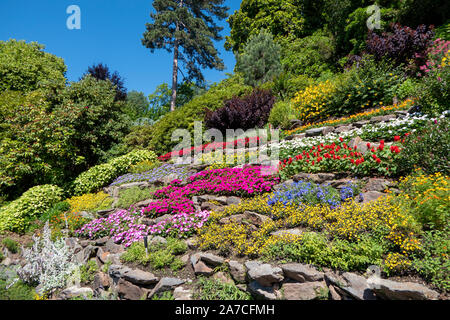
(158, 136, 261, 161)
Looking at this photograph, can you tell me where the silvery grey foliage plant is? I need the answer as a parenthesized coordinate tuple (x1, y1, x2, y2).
(17, 222, 79, 295)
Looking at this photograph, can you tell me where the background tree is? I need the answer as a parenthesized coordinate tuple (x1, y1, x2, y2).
(124, 91, 150, 121)
(235, 29, 282, 87)
(0, 40, 66, 95)
(82, 63, 127, 101)
(225, 0, 326, 54)
(142, 0, 228, 112)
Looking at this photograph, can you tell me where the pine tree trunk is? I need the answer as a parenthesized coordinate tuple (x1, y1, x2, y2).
(170, 0, 183, 112)
(171, 43, 178, 112)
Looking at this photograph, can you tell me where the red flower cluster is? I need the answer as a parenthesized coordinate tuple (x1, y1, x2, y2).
(279, 137, 402, 173)
(158, 136, 261, 161)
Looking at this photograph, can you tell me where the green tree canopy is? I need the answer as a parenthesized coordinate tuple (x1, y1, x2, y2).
(225, 0, 325, 53)
(235, 29, 282, 87)
(0, 39, 67, 94)
(142, 0, 228, 111)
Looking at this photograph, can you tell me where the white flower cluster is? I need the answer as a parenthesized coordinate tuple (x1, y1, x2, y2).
(265, 113, 439, 157)
(17, 222, 79, 295)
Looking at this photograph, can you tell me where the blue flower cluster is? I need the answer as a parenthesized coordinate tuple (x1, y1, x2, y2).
(267, 181, 359, 209)
(109, 163, 192, 186)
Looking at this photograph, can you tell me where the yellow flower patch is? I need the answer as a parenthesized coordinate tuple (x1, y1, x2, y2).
(66, 191, 113, 213)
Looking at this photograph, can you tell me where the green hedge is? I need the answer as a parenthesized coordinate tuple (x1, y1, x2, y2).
(0, 184, 63, 233)
(72, 149, 158, 195)
(145, 75, 252, 155)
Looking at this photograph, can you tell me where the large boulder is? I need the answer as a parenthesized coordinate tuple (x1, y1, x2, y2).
(281, 263, 324, 282)
(247, 264, 284, 287)
(123, 269, 159, 286)
(367, 278, 440, 300)
(282, 281, 328, 300)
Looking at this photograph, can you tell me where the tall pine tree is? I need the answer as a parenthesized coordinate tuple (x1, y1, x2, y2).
(142, 0, 228, 112)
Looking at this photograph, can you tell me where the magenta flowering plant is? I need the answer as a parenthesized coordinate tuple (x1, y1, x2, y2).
(75, 208, 211, 247)
(75, 208, 148, 247)
(142, 166, 279, 217)
(148, 211, 210, 238)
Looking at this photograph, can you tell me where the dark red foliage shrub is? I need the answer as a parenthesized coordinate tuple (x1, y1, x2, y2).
(366, 23, 435, 71)
(205, 89, 275, 133)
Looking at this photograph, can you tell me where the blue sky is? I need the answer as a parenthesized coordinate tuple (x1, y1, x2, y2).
(0, 0, 242, 96)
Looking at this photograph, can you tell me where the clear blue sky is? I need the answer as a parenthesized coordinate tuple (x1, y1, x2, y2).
(0, 0, 242, 96)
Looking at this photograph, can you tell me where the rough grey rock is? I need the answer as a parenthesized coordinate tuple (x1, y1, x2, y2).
(361, 191, 385, 203)
(282, 281, 328, 300)
(93, 272, 111, 291)
(370, 114, 396, 123)
(270, 229, 303, 237)
(334, 125, 353, 133)
(193, 261, 214, 276)
(337, 272, 376, 300)
(281, 263, 324, 282)
(94, 237, 109, 246)
(273, 180, 295, 191)
(243, 211, 272, 227)
(248, 281, 277, 300)
(133, 199, 154, 208)
(244, 260, 263, 271)
(228, 260, 246, 283)
(60, 286, 93, 300)
(305, 127, 330, 137)
(117, 278, 146, 300)
(148, 277, 185, 299)
(118, 182, 150, 190)
(364, 178, 392, 192)
(197, 252, 225, 267)
(153, 214, 174, 224)
(148, 236, 167, 247)
(226, 196, 242, 206)
(173, 286, 193, 300)
(293, 173, 321, 184)
(123, 269, 159, 286)
(353, 120, 370, 128)
(290, 119, 304, 130)
(108, 265, 131, 283)
(247, 264, 284, 287)
(75, 245, 98, 264)
(368, 278, 439, 300)
(105, 238, 125, 254)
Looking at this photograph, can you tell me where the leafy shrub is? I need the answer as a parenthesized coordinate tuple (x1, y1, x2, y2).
(268, 101, 296, 129)
(67, 191, 113, 213)
(116, 186, 154, 209)
(235, 29, 282, 87)
(79, 259, 99, 284)
(366, 23, 435, 73)
(17, 222, 79, 295)
(291, 80, 336, 123)
(0, 184, 63, 233)
(40, 201, 71, 223)
(72, 149, 157, 195)
(395, 78, 420, 100)
(262, 232, 384, 271)
(2, 238, 19, 254)
(411, 229, 450, 291)
(205, 89, 275, 133)
(435, 20, 450, 40)
(0, 39, 66, 93)
(193, 277, 251, 300)
(280, 30, 336, 78)
(143, 75, 252, 155)
(49, 211, 91, 237)
(416, 47, 450, 114)
(120, 238, 187, 271)
(395, 171, 449, 231)
(331, 57, 404, 116)
(397, 118, 449, 176)
(129, 160, 161, 174)
(0, 279, 35, 300)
